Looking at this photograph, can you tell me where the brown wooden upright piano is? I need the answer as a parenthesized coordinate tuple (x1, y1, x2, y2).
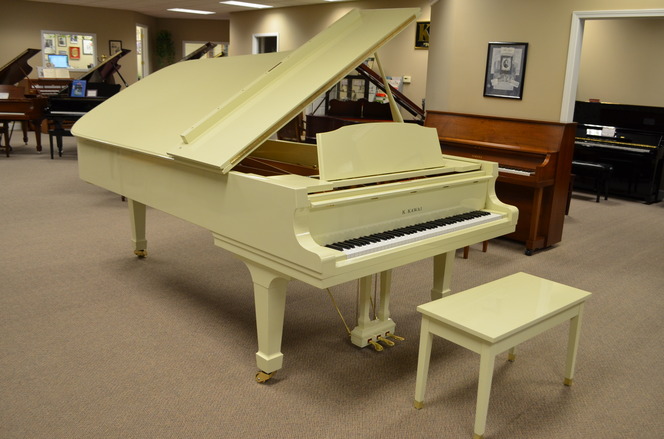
(425, 111, 576, 255)
(0, 48, 48, 155)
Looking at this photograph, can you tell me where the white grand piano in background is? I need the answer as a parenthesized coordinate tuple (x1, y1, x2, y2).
(73, 8, 517, 382)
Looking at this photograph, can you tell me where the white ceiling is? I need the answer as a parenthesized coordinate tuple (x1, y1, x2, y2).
(27, 0, 354, 19)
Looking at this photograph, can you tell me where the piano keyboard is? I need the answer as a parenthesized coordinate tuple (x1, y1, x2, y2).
(575, 140, 652, 154)
(499, 166, 534, 176)
(326, 210, 503, 259)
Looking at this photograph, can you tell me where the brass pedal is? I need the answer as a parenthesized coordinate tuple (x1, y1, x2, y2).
(368, 339, 384, 352)
(386, 332, 405, 341)
(377, 336, 395, 347)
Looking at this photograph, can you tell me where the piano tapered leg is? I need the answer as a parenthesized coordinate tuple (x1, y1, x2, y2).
(431, 251, 455, 300)
(244, 262, 290, 382)
(128, 199, 148, 257)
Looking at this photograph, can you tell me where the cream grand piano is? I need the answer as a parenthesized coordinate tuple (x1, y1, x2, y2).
(73, 9, 517, 382)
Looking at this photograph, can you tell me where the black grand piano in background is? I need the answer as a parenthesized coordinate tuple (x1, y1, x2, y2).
(46, 48, 131, 158)
(180, 42, 217, 61)
(304, 63, 425, 142)
(573, 101, 664, 204)
(0, 48, 47, 155)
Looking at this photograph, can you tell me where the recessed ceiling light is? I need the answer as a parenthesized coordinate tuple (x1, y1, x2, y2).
(220, 1, 273, 9)
(167, 8, 215, 15)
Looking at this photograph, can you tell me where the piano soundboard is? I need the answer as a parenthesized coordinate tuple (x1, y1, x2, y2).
(72, 8, 518, 382)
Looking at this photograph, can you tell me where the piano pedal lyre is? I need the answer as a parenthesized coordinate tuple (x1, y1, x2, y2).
(255, 370, 276, 383)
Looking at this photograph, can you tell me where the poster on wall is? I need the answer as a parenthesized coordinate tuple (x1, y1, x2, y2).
(415, 21, 430, 49)
(82, 37, 94, 55)
(483, 42, 528, 99)
(109, 40, 122, 55)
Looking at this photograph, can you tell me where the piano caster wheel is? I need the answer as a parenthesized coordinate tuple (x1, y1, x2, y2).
(134, 249, 148, 258)
(255, 371, 275, 383)
(525, 249, 533, 256)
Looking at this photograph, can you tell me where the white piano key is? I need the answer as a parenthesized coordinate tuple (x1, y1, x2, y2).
(338, 212, 503, 259)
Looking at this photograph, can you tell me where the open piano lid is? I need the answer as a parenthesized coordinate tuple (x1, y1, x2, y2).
(72, 8, 420, 173)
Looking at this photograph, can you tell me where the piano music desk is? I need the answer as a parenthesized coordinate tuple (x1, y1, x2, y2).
(413, 272, 591, 439)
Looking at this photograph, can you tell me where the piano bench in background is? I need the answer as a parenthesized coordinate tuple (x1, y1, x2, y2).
(571, 160, 613, 202)
(413, 272, 591, 439)
(48, 125, 73, 159)
(463, 240, 488, 259)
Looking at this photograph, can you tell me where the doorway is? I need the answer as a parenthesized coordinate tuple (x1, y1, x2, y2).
(136, 24, 149, 80)
(252, 33, 279, 54)
(560, 9, 664, 122)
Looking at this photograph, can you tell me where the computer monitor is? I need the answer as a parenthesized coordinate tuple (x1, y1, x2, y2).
(48, 54, 69, 68)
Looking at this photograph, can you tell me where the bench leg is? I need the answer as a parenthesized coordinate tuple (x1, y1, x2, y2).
(474, 349, 496, 439)
(564, 304, 585, 386)
(414, 318, 433, 409)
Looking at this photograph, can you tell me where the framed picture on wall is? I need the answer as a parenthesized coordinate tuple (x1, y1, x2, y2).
(109, 40, 122, 55)
(483, 42, 528, 99)
(82, 38, 94, 55)
(69, 46, 80, 60)
(415, 21, 430, 49)
(44, 37, 55, 54)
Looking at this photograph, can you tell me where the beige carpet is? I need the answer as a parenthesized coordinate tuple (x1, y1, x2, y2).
(1, 138, 663, 438)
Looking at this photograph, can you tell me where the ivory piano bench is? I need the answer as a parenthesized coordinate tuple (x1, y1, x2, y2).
(413, 272, 591, 439)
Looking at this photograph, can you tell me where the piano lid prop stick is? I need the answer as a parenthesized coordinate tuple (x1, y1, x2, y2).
(374, 52, 404, 123)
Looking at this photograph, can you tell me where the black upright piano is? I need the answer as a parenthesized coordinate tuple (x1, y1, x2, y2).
(573, 101, 664, 204)
(46, 49, 130, 157)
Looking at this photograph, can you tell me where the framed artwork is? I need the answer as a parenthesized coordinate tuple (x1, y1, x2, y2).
(483, 42, 528, 99)
(44, 38, 55, 54)
(57, 35, 67, 47)
(415, 21, 430, 49)
(69, 46, 80, 60)
(82, 38, 94, 55)
(109, 40, 122, 55)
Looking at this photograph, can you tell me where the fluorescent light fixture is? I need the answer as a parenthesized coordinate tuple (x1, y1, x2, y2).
(167, 8, 215, 15)
(220, 1, 273, 9)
